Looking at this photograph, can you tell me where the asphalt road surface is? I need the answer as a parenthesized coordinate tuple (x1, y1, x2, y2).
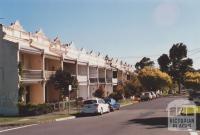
(0, 96, 194, 135)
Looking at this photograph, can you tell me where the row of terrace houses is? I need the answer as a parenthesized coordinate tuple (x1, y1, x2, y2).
(0, 21, 134, 115)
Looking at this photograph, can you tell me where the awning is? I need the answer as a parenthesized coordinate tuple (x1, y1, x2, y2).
(21, 79, 43, 84)
(20, 44, 42, 55)
(63, 59, 76, 64)
(45, 54, 61, 61)
(77, 61, 88, 65)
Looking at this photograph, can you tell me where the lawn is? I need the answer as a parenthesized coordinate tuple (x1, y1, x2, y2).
(0, 112, 70, 127)
(181, 106, 200, 115)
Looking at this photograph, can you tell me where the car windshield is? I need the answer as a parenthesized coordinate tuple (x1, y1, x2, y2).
(84, 100, 97, 104)
(144, 93, 149, 96)
(104, 98, 111, 103)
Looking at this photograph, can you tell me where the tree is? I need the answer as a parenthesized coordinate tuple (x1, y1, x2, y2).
(50, 69, 78, 100)
(184, 71, 200, 90)
(158, 54, 170, 72)
(109, 83, 125, 101)
(157, 43, 193, 93)
(135, 57, 154, 70)
(124, 75, 142, 98)
(94, 85, 106, 98)
(138, 67, 172, 92)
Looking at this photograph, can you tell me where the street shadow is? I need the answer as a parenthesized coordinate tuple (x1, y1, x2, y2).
(127, 117, 168, 129)
(73, 113, 99, 118)
(128, 116, 200, 130)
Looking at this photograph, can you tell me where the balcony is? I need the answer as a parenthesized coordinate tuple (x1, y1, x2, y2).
(45, 71, 56, 80)
(21, 69, 43, 80)
(89, 78, 98, 84)
(99, 78, 106, 83)
(106, 78, 112, 83)
(77, 75, 87, 83)
(112, 78, 118, 84)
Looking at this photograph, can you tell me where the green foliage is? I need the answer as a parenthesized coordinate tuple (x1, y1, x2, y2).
(109, 92, 123, 101)
(18, 83, 25, 103)
(135, 57, 154, 70)
(18, 62, 23, 76)
(94, 85, 106, 98)
(138, 67, 172, 91)
(184, 72, 200, 90)
(124, 76, 142, 98)
(18, 103, 54, 116)
(50, 69, 78, 100)
(109, 83, 125, 101)
(158, 54, 170, 72)
(157, 43, 193, 93)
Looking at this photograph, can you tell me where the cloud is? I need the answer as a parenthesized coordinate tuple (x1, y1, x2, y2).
(153, 2, 180, 27)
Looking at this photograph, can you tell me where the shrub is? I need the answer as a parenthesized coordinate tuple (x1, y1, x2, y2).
(93, 85, 105, 98)
(109, 92, 123, 101)
(18, 103, 54, 116)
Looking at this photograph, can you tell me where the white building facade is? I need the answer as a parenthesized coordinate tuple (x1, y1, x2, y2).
(0, 21, 134, 115)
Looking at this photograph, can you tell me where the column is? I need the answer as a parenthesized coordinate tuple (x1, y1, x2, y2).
(87, 63, 90, 98)
(76, 60, 79, 97)
(42, 82, 46, 103)
(105, 68, 107, 83)
(60, 56, 63, 70)
(97, 66, 99, 87)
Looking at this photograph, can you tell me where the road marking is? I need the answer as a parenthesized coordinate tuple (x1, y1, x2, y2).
(0, 124, 38, 133)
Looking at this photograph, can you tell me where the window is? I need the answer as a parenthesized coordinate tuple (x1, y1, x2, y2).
(98, 99, 105, 104)
(84, 100, 97, 104)
(113, 71, 117, 78)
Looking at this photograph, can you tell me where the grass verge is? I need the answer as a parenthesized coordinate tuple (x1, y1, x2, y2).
(0, 112, 71, 127)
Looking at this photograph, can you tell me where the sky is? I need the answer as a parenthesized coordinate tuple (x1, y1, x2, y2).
(0, 0, 200, 69)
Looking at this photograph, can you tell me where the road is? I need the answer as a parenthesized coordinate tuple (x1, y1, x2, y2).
(0, 96, 193, 135)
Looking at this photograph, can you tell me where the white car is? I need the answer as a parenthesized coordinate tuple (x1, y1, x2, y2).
(156, 90, 162, 97)
(141, 92, 153, 101)
(150, 91, 157, 99)
(81, 98, 110, 115)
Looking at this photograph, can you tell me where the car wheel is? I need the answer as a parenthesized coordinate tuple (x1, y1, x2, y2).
(108, 107, 110, 113)
(99, 108, 103, 115)
(110, 107, 114, 112)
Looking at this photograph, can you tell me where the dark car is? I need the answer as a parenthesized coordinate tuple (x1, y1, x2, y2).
(104, 98, 120, 111)
(189, 89, 200, 105)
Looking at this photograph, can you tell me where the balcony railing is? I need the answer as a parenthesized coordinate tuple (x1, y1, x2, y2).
(45, 71, 56, 79)
(89, 78, 98, 84)
(106, 78, 112, 83)
(99, 78, 106, 83)
(77, 75, 87, 83)
(112, 78, 118, 84)
(21, 69, 43, 80)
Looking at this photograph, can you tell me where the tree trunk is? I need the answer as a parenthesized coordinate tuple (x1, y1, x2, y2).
(178, 81, 181, 94)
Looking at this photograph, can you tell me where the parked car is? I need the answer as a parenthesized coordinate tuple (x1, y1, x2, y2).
(156, 90, 162, 97)
(104, 98, 120, 111)
(81, 98, 110, 115)
(189, 90, 200, 105)
(150, 91, 157, 99)
(140, 92, 153, 101)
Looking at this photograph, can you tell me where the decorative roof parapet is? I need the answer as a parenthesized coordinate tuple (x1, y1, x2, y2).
(10, 20, 25, 32)
(35, 29, 48, 39)
(2, 20, 134, 72)
(53, 37, 61, 45)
